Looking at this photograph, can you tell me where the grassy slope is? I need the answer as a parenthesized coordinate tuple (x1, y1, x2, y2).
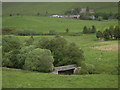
(2, 68, 118, 88)
(3, 2, 118, 16)
(2, 16, 118, 33)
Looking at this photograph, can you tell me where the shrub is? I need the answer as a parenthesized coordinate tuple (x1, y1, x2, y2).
(79, 63, 95, 74)
(25, 36, 34, 46)
(103, 29, 110, 40)
(2, 28, 16, 34)
(60, 43, 85, 66)
(96, 31, 103, 39)
(24, 48, 54, 72)
(49, 30, 57, 35)
(36, 37, 85, 67)
(2, 35, 21, 53)
(17, 45, 36, 68)
(2, 50, 20, 68)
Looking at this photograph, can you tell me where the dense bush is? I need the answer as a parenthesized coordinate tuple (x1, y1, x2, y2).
(2, 35, 21, 53)
(36, 37, 85, 67)
(24, 48, 54, 72)
(96, 26, 120, 40)
(79, 63, 96, 74)
(25, 36, 34, 46)
(96, 31, 103, 39)
(2, 35, 22, 68)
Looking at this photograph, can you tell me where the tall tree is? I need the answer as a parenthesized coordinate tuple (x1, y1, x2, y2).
(96, 31, 103, 39)
(91, 25, 96, 33)
(103, 29, 110, 40)
(83, 26, 88, 34)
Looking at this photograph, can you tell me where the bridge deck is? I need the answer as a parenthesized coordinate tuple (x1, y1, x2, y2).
(55, 64, 77, 71)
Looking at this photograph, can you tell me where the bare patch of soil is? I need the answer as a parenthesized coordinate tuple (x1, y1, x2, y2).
(91, 44, 118, 51)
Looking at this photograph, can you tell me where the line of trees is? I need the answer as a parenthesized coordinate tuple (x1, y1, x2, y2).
(96, 26, 120, 40)
(83, 25, 96, 34)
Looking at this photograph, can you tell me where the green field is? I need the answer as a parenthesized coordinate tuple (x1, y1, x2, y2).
(3, 2, 118, 16)
(3, 16, 118, 33)
(2, 68, 118, 88)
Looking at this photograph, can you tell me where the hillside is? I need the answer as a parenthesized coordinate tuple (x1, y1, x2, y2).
(2, 16, 118, 33)
(2, 2, 118, 16)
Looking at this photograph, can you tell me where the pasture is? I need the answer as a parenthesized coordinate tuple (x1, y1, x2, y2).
(2, 16, 118, 33)
(2, 68, 118, 88)
(2, 2, 118, 16)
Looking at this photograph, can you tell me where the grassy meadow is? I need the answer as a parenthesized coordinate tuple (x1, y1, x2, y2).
(2, 68, 118, 88)
(3, 2, 118, 16)
(3, 16, 118, 33)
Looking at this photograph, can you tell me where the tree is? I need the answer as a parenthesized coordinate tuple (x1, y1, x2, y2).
(103, 29, 110, 40)
(66, 28, 69, 33)
(60, 43, 84, 66)
(24, 48, 54, 72)
(91, 25, 96, 33)
(36, 37, 85, 67)
(2, 35, 21, 53)
(2, 49, 20, 68)
(113, 26, 120, 40)
(83, 26, 88, 34)
(96, 31, 103, 39)
(108, 26, 114, 39)
(17, 45, 36, 68)
(37, 12, 40, 16)
(2, 35, 22, 68)
(9, 14, 12, 16)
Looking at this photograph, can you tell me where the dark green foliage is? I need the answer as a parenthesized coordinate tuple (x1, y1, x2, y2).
(61, 43, 84, 66)
(113, 26, 120, 39)
(2, 35, 22, 68)
(37, 12, 40, 16)
(83, 26, 88, 34)
(96, 26, 120, 40)
(17, 45, 36, 68)
(96, 31, 103, 39)
(2, 35, 21, 53)
(9, 14, 12, 16)
(66, 28, 69, 33)
(36, 37, 84, 67)
(2, 50, 20, 68)
(108, 26, 114, 39)
(24, 48, 54, 72)
(91, 25, 96, 33)
(25, 36, 34, 46)
(79, 63, 96, 74)
(103, 29, 110, 40)
(49, 30, 57, 35)
(83, 25, 96, 34)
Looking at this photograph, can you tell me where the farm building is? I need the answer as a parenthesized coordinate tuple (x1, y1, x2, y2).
(52, 64, 81, 75)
